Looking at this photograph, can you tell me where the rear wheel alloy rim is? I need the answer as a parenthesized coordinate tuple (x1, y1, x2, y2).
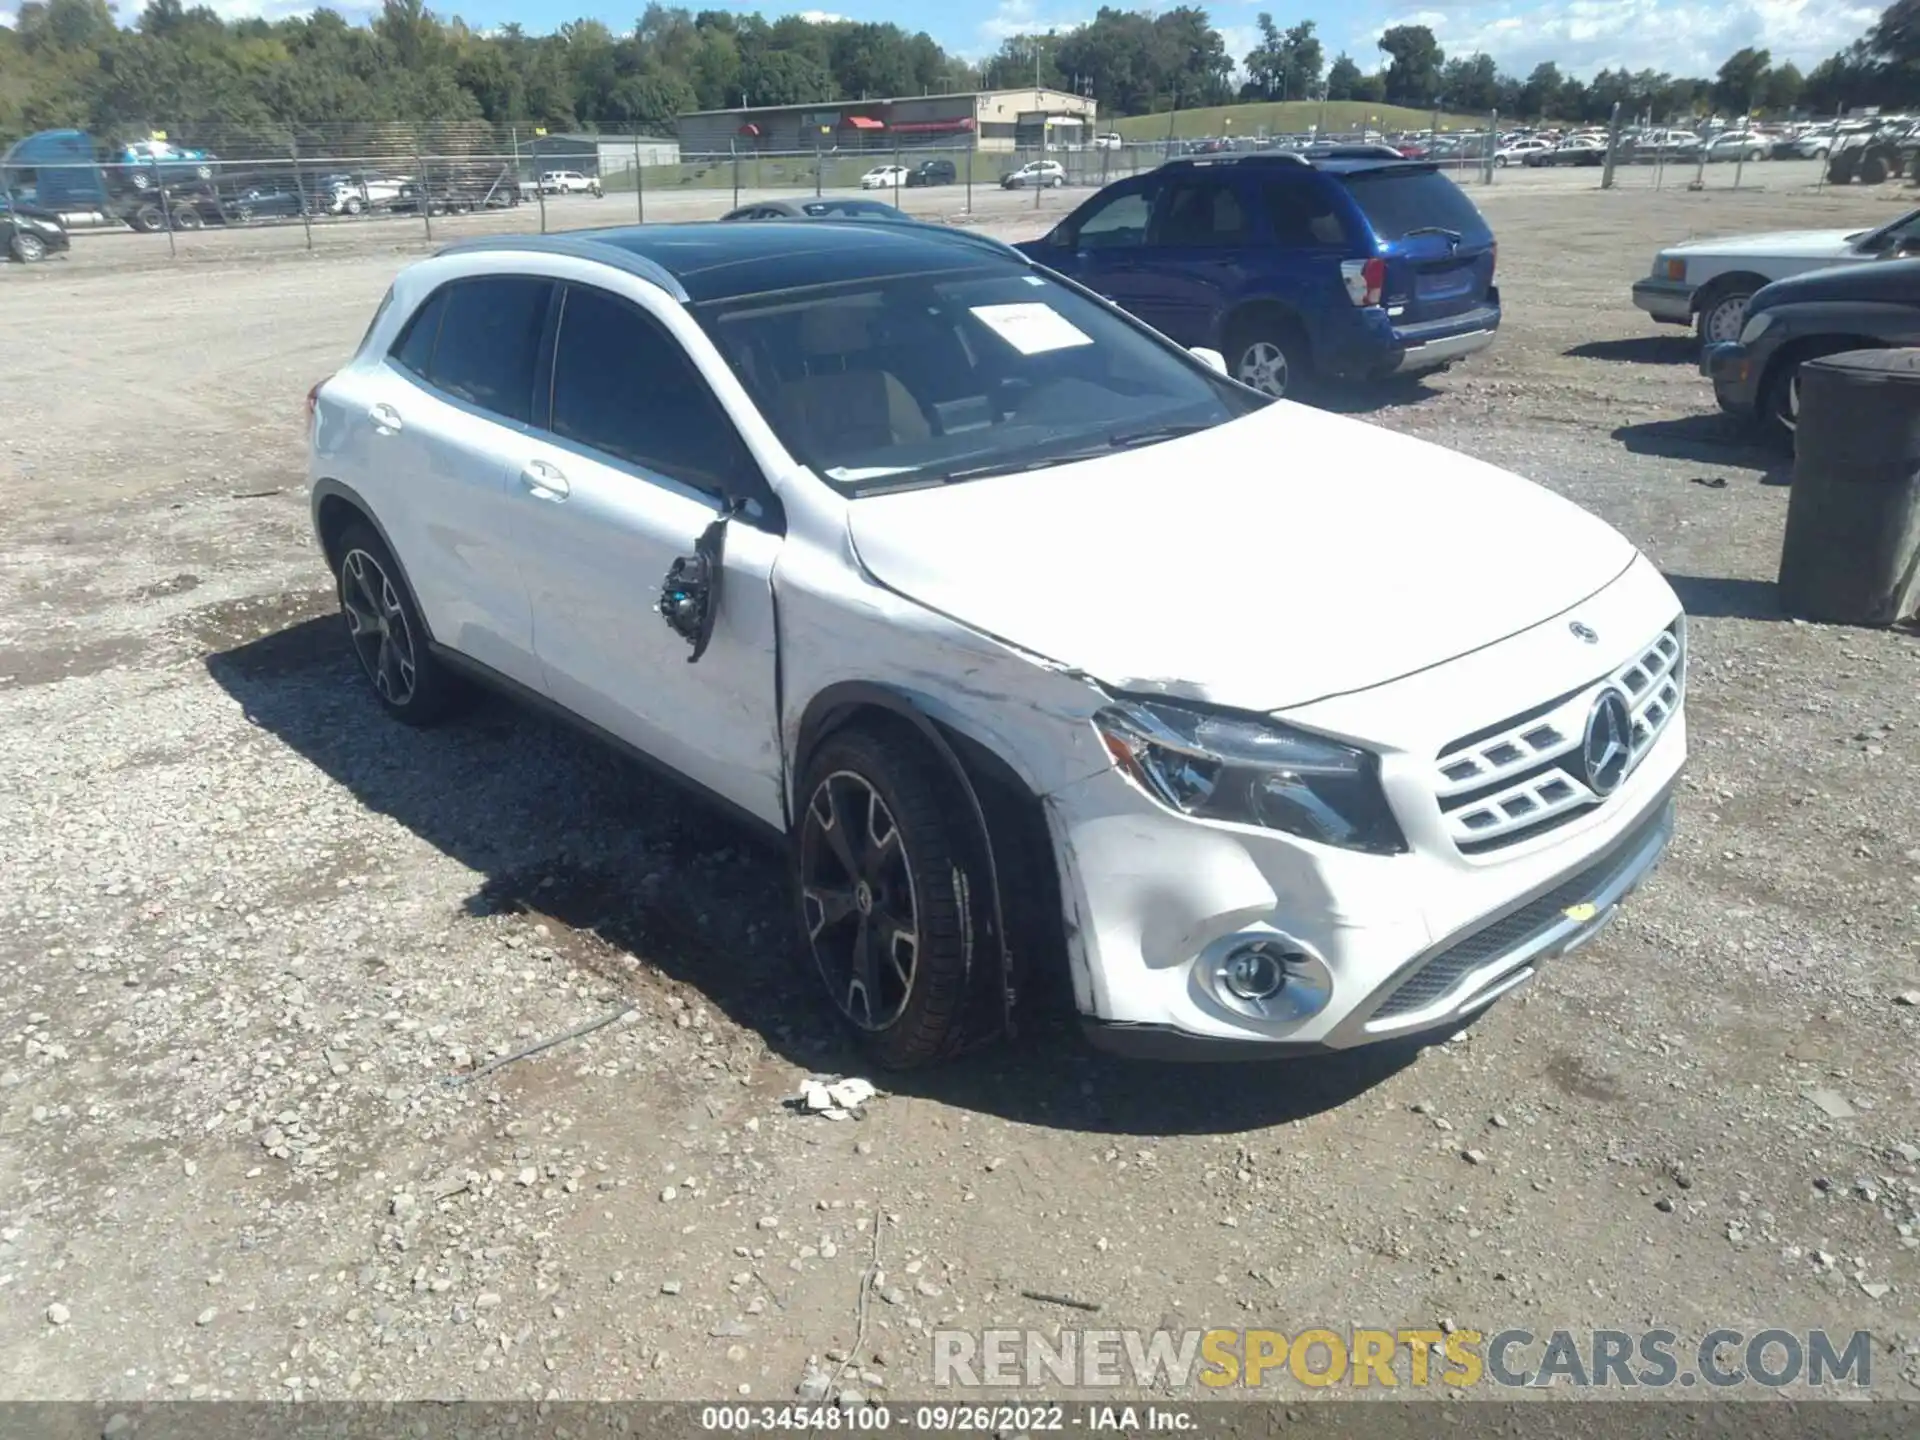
(800, 772, 918, 1032)
(1236, 340, 1291, 398)
(340, 549, 417, 705)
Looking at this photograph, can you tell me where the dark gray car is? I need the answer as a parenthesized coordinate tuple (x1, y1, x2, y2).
(720, 197, 906, 221)
(1702, 253, 1920, 447)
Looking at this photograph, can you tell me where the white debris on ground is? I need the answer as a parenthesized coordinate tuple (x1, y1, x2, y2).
(794, 1076, 878, 1120)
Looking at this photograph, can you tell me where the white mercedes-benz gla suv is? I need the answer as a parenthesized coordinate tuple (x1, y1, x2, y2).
(307, 220, 1686, 1067)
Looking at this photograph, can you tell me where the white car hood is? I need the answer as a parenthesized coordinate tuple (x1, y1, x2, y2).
(1670, 228, 1861, 260)
(844, 403, 1638, 714)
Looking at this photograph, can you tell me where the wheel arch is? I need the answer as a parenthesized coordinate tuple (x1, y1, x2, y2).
(1216, 297, 1313, 364)
(1756, 333, 1887, 415)
(791, 681, 1067, 1048)
(1691, 271, 1770, 316)
(310, 478, 441, 646)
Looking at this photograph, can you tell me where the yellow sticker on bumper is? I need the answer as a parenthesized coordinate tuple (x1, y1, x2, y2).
(1563, 902, 1599, 924)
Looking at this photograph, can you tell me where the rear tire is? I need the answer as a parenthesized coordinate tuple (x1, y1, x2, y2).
(1860, 153, 1891, 186)
(132, 204, 166, 233)
(1227, 316, 1312, 402)
(795, 725, 981, 1069)
(333, 522, 468, 727)
(170, 205, 204, 231)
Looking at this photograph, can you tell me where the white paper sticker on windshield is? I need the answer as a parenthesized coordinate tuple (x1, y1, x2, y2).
(969, 302, 1093, 355)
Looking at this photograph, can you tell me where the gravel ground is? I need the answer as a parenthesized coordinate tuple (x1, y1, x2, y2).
(0, 162, 1917, 1409)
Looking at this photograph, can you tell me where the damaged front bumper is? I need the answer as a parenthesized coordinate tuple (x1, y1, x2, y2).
(1041, 562, 1687, 1059)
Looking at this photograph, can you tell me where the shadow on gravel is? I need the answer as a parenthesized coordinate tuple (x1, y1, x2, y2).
(1566, 335, 1700, 365)
(205, 611, 1417, 1135)
(1611, 413, 1792, 483)
(1313, 376, 1443, 416)
(1664, 573, 1784, 621)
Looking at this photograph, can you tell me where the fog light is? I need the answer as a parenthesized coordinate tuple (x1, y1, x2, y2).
(1200, 931, 1334, 1026)
(1222, 943, 1290, 1001)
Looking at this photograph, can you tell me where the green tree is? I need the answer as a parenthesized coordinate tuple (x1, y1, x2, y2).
(1761, 60, 1803, 113)
(1519, 60, 1561, 117)
(1324, 51, 1361, 100)
(1713, 45, 1770, 112)
(1377, 23, 1442, 106)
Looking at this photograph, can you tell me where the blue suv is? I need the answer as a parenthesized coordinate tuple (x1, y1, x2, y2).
(1015, 153, 1500, 400)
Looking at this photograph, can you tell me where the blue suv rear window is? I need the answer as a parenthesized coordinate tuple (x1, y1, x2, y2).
(1338, 168, 1488, 242)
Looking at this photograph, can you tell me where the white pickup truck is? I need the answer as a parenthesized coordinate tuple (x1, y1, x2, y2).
(1631, 208, 1920, 343)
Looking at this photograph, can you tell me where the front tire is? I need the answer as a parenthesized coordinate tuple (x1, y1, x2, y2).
(333, 523, 466, 727)
(796, 726, 978, 1069)
(1695, 285, 1755, 347)
(10, 231, 48, 263)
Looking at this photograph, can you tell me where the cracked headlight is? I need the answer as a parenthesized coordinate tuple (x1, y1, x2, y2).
(1094, 699, 1407, 854)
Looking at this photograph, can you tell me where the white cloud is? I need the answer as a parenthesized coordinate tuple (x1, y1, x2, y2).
(796, 9, 850, 21)
(1348, 0, 1877, 79)
(972, 0, 1089, 52)
(0, 8, 18, 25)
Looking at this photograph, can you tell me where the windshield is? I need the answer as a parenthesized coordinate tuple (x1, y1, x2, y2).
(692, 266, 1266, 495)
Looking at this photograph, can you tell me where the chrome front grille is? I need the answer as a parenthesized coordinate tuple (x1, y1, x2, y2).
(1433, 622, 1683, 854)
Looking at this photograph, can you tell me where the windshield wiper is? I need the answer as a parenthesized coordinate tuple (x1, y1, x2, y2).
(1403, 226, 1464, 244)
(938, 422, 1215, 482)
(1103, 420, 1216, 450)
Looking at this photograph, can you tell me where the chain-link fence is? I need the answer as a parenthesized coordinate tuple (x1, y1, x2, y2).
(4, 111, 1908, 259)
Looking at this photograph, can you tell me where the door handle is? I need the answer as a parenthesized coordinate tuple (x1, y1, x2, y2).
(519, 460, 570, 500)
(367, 402, 403, 434)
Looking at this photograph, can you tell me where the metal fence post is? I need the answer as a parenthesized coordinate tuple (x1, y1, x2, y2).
(1602, 101, 1622, 189)
(414, 145, 432, 241)
(1691, 122, 1709, 190)
(1732, 108, 1751, 191)
(815, 136, 823, 196)
(1816, 101, 1841, 194)
(535, 164, 547, 233)
(731, 139, 740, 209)
(153, 156, 176, 258)
(1484, 109, 1498, 183)
(633, 135, 644, 222)
(965, 146, 973, 214)
(1655, 112, 1667, 190)
(291, 139, 313, 251)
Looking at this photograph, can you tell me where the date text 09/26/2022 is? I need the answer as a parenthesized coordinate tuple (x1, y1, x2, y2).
(699, 1404, 1193, 1432)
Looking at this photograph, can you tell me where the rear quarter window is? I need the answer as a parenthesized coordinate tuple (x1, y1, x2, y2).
(1339, 168, 1490, 243)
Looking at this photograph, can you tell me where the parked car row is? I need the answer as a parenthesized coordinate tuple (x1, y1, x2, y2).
(1627, 204, 1920, 446)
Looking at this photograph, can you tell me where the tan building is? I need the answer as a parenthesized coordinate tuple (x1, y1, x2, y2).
(676, 88, 1097, 156)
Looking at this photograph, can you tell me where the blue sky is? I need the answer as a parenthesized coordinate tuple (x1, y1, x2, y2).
(11, 0, 1883, 81)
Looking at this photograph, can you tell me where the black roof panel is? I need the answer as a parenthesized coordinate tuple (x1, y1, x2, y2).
(441, 220, 1022, 305)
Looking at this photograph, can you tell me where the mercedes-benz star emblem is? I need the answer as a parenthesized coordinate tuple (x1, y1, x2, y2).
(1569, 621, 1599, 644)
(1581, 689, 1634, 797)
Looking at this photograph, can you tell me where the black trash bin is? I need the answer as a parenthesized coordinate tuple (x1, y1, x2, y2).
(1777, 348, 1920, 625)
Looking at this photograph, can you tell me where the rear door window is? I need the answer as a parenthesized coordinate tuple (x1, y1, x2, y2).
(1151, 178, 1252, 248)
(1339, 168, 1489, 242)
(407, 277, 553, 425)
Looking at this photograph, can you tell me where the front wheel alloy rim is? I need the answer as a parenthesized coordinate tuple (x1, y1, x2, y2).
(800, 772, 919, 1031)
(15, 234, 46, 261)
(1236, 340, 1291, 397)
(1703, 296, 1748, 344)
(340, 549, 418, 705)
